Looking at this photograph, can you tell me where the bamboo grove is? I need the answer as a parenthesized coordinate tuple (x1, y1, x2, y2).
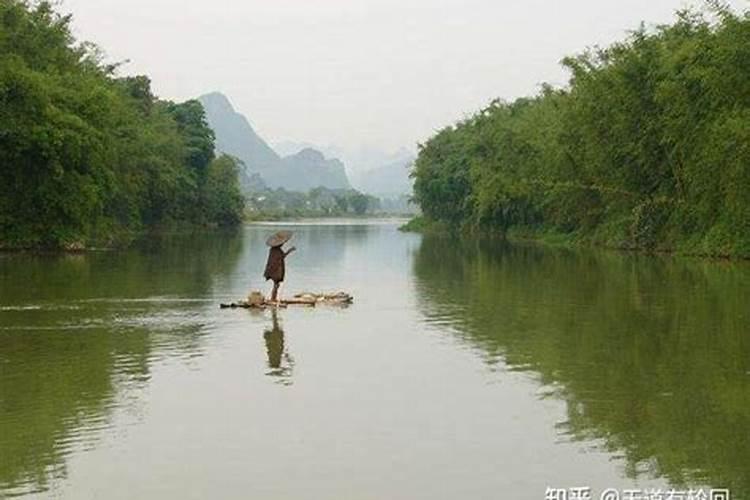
(411, 6, 750, 258)
(0, 1, 245, 249)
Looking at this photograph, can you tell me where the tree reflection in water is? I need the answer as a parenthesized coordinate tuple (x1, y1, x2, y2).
(0, 229, 244, 497)
(413, 234, 750, 497)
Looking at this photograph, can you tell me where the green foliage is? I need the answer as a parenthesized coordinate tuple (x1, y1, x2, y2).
(0, 1, 244, 249)
(203, 155, 245, 226)
(348, 192, 370, 215)
(166, 99, 216, 176)
(399, 216, 450, 233)
(411, 6, 750, 258)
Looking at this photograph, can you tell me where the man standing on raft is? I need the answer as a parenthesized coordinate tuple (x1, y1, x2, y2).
(264, 230, 296, 303)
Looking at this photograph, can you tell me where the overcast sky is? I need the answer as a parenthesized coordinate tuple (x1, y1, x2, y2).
(62, 0, 746, 153)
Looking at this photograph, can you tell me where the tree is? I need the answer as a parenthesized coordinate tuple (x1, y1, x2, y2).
(349, 192, 370, 215)
(410, 5, 750, 257)
(203, 155, 246, 226)
(0, 1, 246, 249)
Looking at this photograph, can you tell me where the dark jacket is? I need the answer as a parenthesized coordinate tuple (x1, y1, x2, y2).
(264, 247, 286, 282)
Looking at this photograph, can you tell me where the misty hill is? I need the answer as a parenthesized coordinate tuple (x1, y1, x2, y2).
(343, 146, 415, 175)
(274, 140, 415, 196)
(198, 92, 351, 192)
(273, 140, 320, 158)
(352, 157, 415, 196)
(275, 141, 414, 176)
(199, 92, 280, 171)
(280, 148, 350, 191)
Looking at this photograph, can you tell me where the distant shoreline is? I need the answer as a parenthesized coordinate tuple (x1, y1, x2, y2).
(247, 216, 412, 226)
(0, 217, 414, 253)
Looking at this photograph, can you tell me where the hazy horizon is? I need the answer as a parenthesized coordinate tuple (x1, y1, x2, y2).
(62, 0, 746, 154)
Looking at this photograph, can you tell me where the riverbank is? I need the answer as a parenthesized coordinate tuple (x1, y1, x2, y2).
(400, 216, 750, 260)
(0, 221, 245, 253)
(408, 7, 750, 262)
(0, 216, 415, 253)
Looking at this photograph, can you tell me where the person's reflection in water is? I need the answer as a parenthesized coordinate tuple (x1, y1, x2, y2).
(263, 309, 294, 385)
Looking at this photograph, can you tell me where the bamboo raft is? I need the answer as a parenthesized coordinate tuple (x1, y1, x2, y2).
(220, 291, 353, 310)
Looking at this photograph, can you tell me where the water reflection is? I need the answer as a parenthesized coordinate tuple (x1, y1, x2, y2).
(413, 235, 750, 497)
(2, 222, 748, 499)
(263, 310, 294, 385)
(0, 230, 244, 497)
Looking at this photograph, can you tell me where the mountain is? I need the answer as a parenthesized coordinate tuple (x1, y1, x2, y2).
(273, 140, 416, 196)
(343, 146, 415, 175)
(273, 140, 319, 158)
(274, 141, 415, 177)
(198, 92, 351, 192)
(351, 157, 415, 196)
(199, 92, 280, 172)
(280, 148, 350, 191)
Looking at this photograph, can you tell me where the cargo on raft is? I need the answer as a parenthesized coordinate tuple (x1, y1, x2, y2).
(220, 291, 353, 309)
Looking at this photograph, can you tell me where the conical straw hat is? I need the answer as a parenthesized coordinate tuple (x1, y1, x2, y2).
(266, 230, 293, 247)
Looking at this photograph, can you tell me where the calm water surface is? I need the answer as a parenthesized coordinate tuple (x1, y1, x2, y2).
(1, 221, 748, 499)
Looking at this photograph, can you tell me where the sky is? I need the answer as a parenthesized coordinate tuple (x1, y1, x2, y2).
(61, 0, 747, 154)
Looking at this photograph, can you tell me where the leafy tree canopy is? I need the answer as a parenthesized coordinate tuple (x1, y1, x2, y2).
(0, 1, 245, 249)
(411, 5, 750, 258)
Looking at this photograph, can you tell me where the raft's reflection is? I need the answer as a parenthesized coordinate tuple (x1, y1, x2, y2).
(263, 310, 294, 385)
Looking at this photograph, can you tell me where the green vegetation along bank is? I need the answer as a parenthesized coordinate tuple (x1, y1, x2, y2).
(244, 187, 382, 220)
(0, 1, 245, 250)
(409, 6, 750, 258)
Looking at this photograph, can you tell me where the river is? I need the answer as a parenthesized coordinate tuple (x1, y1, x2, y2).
(1, 220, 748, 500)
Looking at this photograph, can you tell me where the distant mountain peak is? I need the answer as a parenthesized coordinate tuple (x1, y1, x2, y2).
(198, 91, 233, 110)
(198, 91, 351, 192)
(198, 91, 280, 175)
(290, 147, 325, 162)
